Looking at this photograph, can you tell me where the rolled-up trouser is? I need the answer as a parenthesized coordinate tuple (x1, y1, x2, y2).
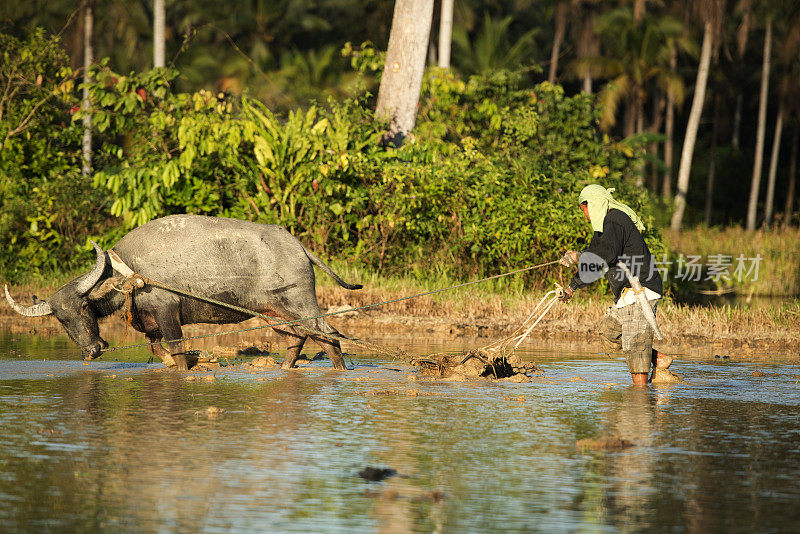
(598, 299, 659, 374)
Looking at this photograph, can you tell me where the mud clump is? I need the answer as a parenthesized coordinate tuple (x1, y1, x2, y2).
(576, 435, 635, 451)
(195, 406, 226, 418)
(411, 350, 537, 380)
(251, 356, 278, 368)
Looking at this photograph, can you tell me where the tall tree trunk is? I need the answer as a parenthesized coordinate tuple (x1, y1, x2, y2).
(670, 20, 713, 231)
(783, 123, 798, 228)
(375, 0, 434, 147)
(634, 91, 645, 187)
(548, 1, 569, 83)
(153, 0, 165, 68)
(81, 0, 93, 177)
(662, 47, 676, 199)
(648, 92, 664, 191)
(732, 92, 742, 149)
(634, 0, 646, 24)
(746, 17, 772, 231)
(437, 0, 453, 68)
(582, 75, 593, 94)
(578, 8, 597, 93)
(704, 94, 720, 226)
(764, 101, 784, 226)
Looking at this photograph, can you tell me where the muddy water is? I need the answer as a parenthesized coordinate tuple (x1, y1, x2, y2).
(1, 331, 799, 532)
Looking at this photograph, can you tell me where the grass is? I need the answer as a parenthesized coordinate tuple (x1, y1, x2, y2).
(663, 226, 800, 297)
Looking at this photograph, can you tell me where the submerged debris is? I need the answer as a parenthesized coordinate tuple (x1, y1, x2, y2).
(358, 467, 397, 482)
(411, 349, 537, 380)
(575, 435, 635, 451)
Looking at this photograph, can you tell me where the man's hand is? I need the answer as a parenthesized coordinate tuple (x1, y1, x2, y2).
(558, 285, 574, 302)
(559, 250, 579, 267)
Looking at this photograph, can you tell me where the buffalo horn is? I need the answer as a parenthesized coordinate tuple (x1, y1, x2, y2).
(4, 285, 53, 317)
(74, 240, 107, 296)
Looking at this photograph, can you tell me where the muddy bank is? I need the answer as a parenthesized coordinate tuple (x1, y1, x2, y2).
(1, 285, 798, 362)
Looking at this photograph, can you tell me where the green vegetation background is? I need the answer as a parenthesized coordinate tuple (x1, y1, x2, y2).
(1, 31, 660, 293)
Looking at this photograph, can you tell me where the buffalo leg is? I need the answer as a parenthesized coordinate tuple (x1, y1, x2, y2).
(154, 311, 187, 370)
(147, 334, 175, 366)
(276, 326, 307, 370)
(311, 335, 347, 370)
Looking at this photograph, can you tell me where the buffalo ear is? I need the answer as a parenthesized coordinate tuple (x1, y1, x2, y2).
(87, 277, 124, 301)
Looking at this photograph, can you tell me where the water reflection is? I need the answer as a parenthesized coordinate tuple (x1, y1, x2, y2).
(0, 335, 799, 531)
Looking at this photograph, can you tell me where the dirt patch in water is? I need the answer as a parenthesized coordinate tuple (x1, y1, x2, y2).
(411, 349, 539, 381)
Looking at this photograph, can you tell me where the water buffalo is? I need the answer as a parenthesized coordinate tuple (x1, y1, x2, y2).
(5, 215, 362, 370)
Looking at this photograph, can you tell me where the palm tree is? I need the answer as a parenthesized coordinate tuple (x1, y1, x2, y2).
(548, 0, 575, 83)
(764, 8, 800, 226)
(451, 14, 539, 75)
(81, 0, 93, 177)
(704, 93, 721, 225)
(375, 0, 434, 146)
(573, 0, 601, 93)
(662, 45, 677, 198)
(438, 0, 454, 68)
(569, 8, 692, 137)
(154, 0, 165, 68)
(670, 0, 726, 231)
(745, 14, 773, 230)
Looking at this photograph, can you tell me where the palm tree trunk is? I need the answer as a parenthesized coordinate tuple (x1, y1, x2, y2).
(437, 0, 453, 68)
(732, 93, 742, 149)
(746, 17, 772, 231)
(375, 0, 434, 147)
(649, 92, 664, 191)
(81, 0, 93, 177)
(783, 123, 798, 228)
(634, 0, 646, 24)
(704, 94, 720, 226)
(153, 0, 165, 68)
(578, 7, 597, 93)
(764, 101, 784, 226)
(548, 1, 569, 83)
(670, 20, 713, 231)
(662, 47, 676, 199)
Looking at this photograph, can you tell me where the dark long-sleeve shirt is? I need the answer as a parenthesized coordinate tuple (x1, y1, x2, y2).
(568, 208, 663, 303)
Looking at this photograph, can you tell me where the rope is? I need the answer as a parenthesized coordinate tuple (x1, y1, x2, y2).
(100, 259, 561, 356)
(481, 285, 563, 356)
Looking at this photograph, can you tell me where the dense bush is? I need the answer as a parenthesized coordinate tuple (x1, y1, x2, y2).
(0, 30, 107, 279)
(2, 31, 660, 291)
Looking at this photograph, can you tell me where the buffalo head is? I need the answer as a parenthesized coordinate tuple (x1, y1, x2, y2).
(5, 241, 111, 360)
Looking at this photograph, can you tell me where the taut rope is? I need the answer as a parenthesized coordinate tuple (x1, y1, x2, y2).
(100, 259, 562, 358)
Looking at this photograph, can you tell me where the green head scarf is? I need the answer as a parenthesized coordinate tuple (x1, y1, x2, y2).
(578, 184, 645, 233)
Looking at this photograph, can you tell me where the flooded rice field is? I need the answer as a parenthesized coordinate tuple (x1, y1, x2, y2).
(1, 330, 799, 532)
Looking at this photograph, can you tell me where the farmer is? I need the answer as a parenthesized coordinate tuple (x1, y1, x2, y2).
(559, 184, 672, 386)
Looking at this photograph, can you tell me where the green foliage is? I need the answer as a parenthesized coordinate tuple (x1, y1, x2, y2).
(81, 65, 252, 230)
(0, 29, 106, 281)
(4, 29, 660, 295)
